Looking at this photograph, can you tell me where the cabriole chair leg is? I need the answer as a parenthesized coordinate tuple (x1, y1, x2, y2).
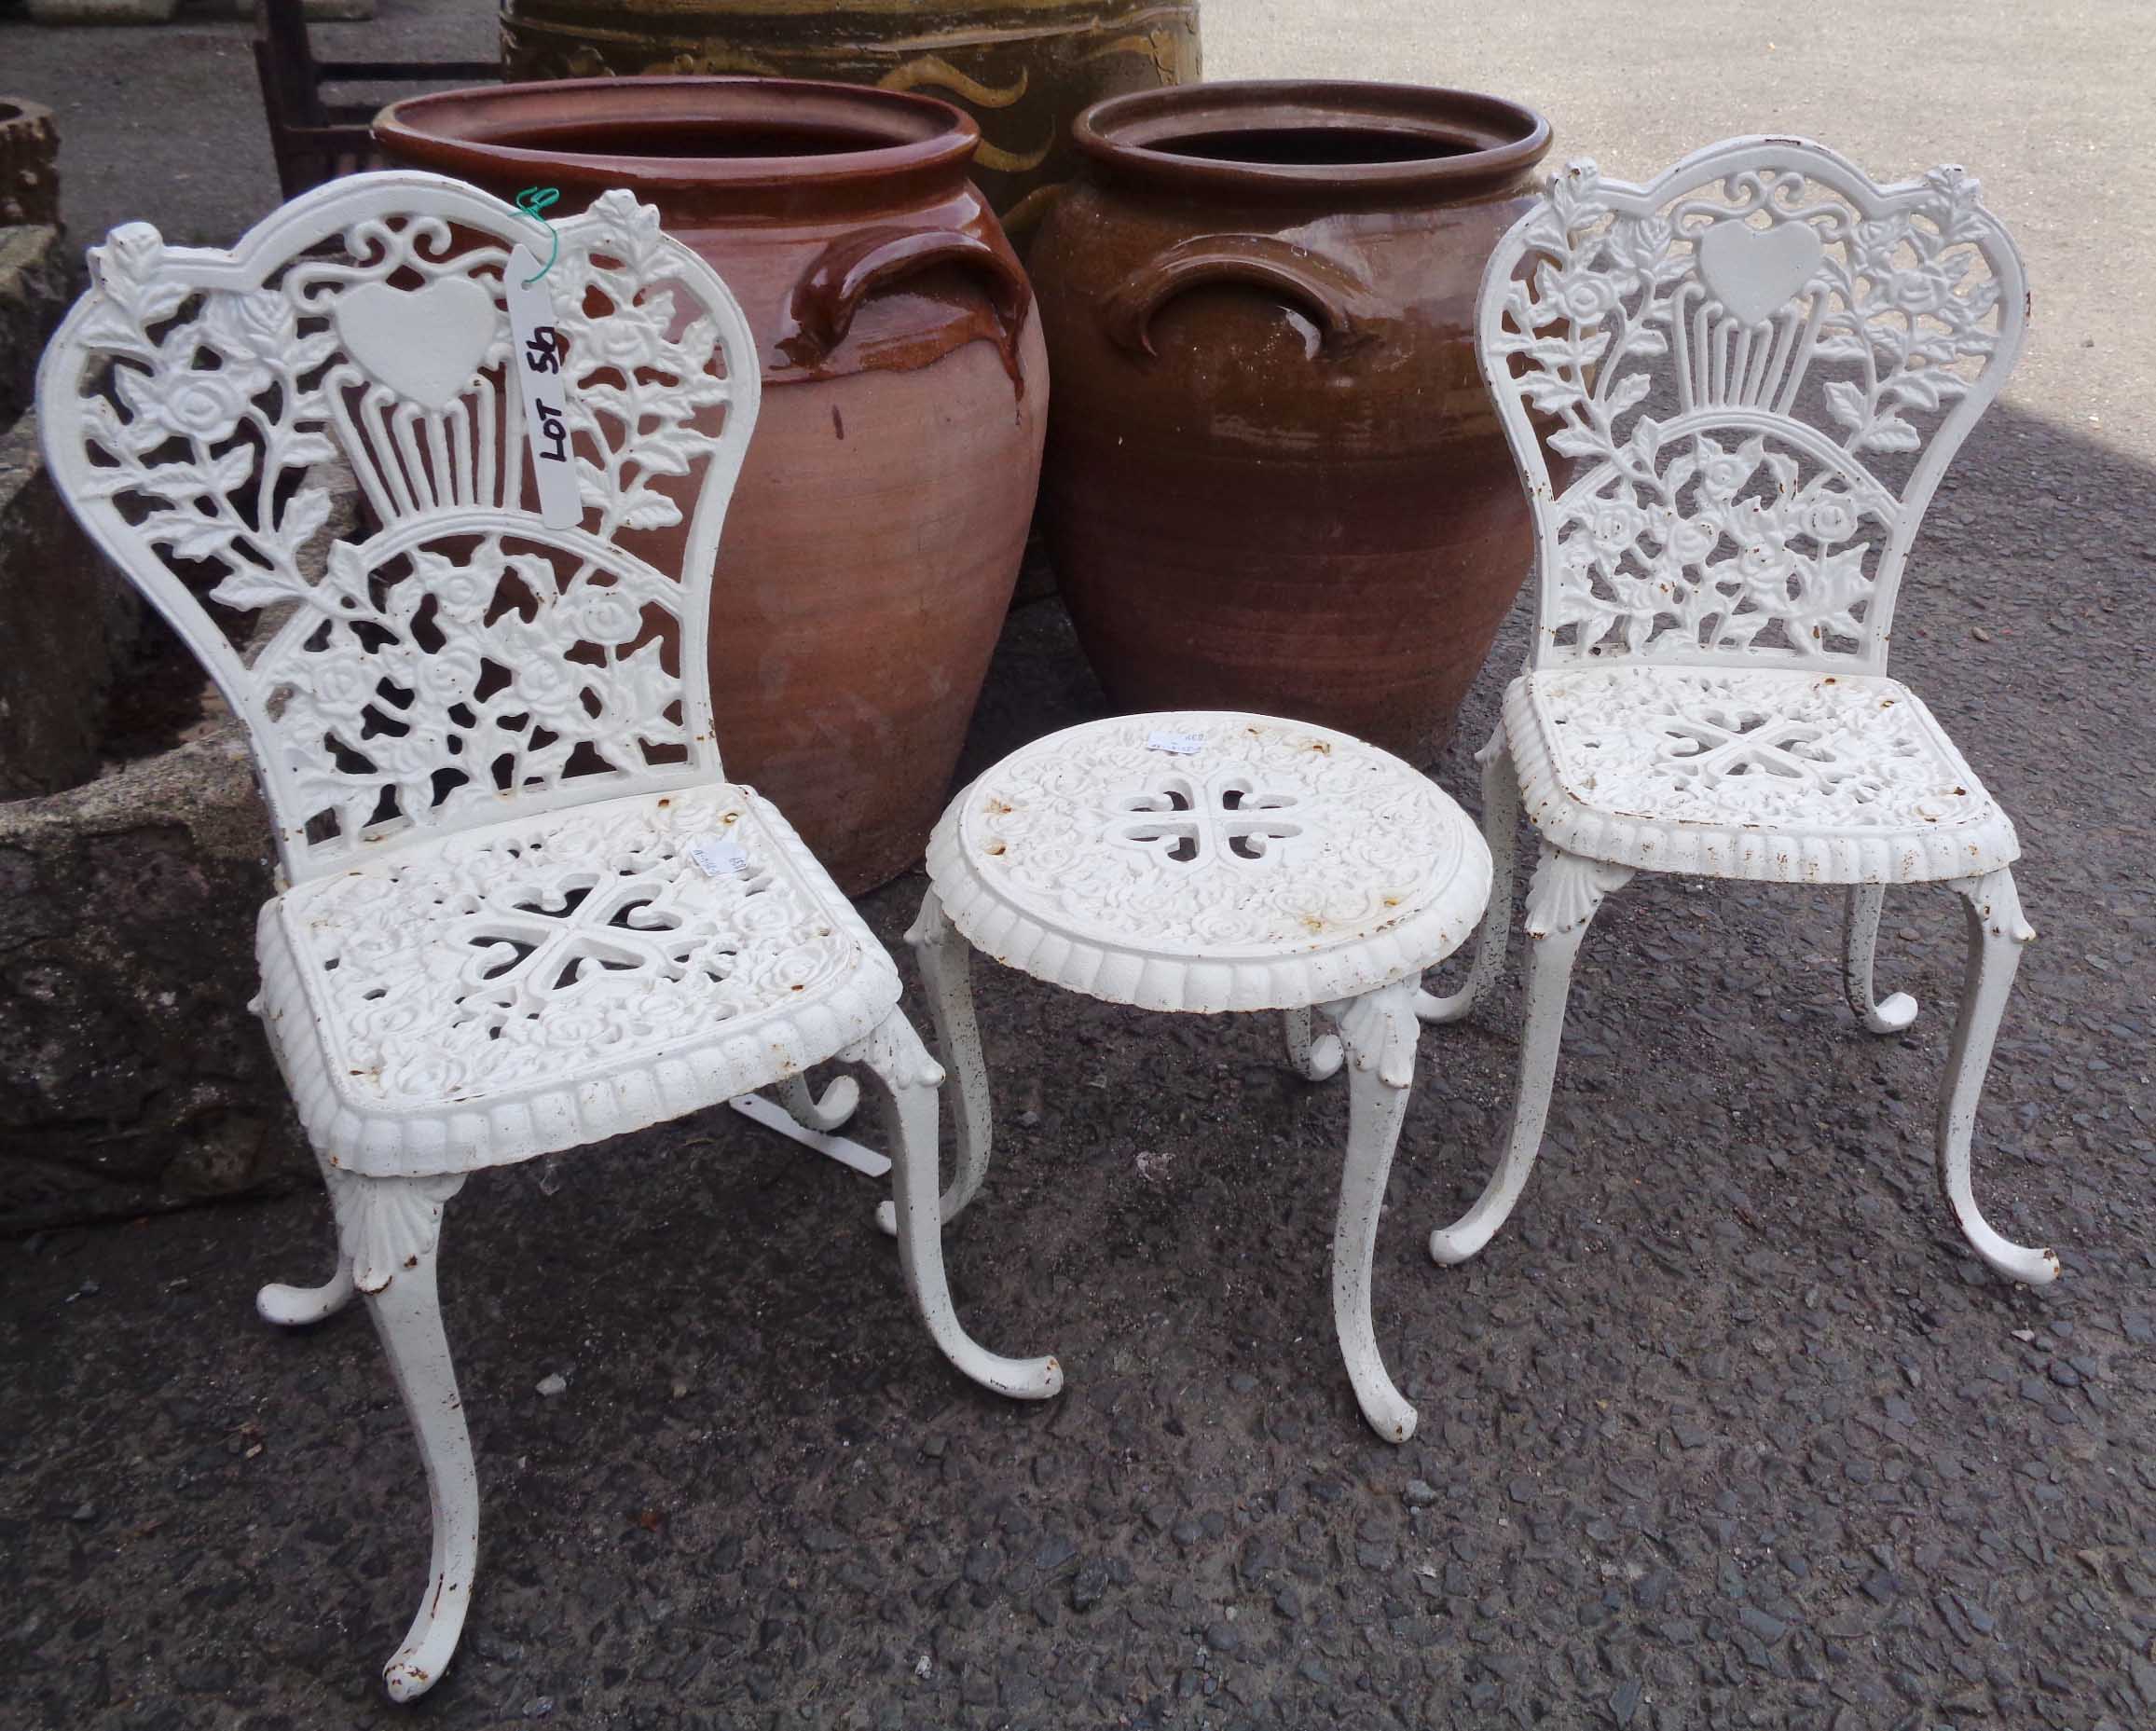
(1939, 870, 2059, 1285)
(1431, 845, 1632, 1267)
(779, 1074, 862, 1133)
(1845, 884, 1920, 1033)
(854, 1010, 1063, 1399)
(327, 1170, 475, 1702)
(877, 890, 996, 1238)
(257, 1151, 358, 1326)
(1283, 1006, 1344, 1081)
(1419, 726, 1517, 1025)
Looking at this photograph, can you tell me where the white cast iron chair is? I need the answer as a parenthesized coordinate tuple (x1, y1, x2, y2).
(36, 171, 1060, 1701)
(1421, 138, 2058, 1287)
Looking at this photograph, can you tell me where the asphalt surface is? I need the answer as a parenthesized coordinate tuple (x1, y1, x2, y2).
(4, 3, 2153, 1727)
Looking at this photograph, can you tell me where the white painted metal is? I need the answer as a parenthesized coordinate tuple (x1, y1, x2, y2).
(36, 170, 1059, 1701)
(1423, 138, 2057, 1285)
(728, 1092, 890, 1178)
(920, 710, 1492, 1442)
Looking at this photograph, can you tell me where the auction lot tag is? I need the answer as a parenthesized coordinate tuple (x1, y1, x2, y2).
(506, 244, 582, 529)
(1146, 731, 1205, 755)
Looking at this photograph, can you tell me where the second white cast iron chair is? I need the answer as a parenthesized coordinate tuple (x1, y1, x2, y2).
(1421, 137, 2057, 1286)
(36, 171, 1058, 1701)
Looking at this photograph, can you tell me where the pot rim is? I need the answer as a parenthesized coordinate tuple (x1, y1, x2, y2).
(374, 75, 982, 199)
(1073, 79, 1552, 201)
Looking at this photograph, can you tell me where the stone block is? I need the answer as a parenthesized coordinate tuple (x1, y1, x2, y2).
(1, 223, 71, 429)
(0, 411, 143, 798)
(185, 0, 378, 17)
(0, 720, 304, 1230)
(0, 99, 61, 230)
(26, 0, 183, 21)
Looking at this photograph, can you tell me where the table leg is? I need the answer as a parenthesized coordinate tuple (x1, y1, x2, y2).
(1321, 979, 1422, 1444)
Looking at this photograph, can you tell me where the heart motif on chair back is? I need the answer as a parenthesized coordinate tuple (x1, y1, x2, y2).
(1695, 218, 1824, 327)
(335, 276, 501, 410)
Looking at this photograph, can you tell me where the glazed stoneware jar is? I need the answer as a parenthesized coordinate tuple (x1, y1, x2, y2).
(497, 0, 1204, 241)
(377, 77, 1047, 892)
(1029, 81, 1552, 762)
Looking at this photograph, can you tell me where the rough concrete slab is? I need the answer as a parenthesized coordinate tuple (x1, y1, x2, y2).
(0, 717, 301, 1230)
(0, 222, 69, 424)
(25, 0, 182, 25)
(0, 409, 141, 797)
(0, 95, 62, 228)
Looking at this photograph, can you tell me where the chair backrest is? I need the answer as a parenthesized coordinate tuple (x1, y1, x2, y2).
(38, 171, 760, 885)
(1476, 137, 2026, 674)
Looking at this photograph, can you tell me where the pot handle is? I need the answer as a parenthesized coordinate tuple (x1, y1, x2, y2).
(779, 226, 1032, 365)
(1103, 234, 1379, 360)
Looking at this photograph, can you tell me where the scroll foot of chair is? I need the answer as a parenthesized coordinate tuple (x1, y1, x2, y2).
(1418, 725, 1516, 1026)
(1325, 982, 1421, 1444)
(257, 1259, 356, 1327)
(880, 889, 996, 1239)
(779, 1074, 862, 1133)
(329, 1170, 478, 1702)
(1939, 871, 2059, 1287)
(853, 1011, 1061, 1400)
(258, 1155, 360, 1326)
(1845, 885, 1919, 1034)
(1283, 1007, 1343, 1082)
(1431, 846, 1627, 1267)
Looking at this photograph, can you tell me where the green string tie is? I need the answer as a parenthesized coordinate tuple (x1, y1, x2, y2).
(515, 185, 561, 288)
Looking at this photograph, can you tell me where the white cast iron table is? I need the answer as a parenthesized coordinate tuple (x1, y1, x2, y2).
(911, 710, 1491, 1442)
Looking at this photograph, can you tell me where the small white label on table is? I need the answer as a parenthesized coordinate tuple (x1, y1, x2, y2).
(686, 835, 749, 878)
(1146, 730, 1205, 755)
(506, 245, 583, 529)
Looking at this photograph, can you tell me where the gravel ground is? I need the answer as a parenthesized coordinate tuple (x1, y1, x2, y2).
(4, 2, 2153, 1728)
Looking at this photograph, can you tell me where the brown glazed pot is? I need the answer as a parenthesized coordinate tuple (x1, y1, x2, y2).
(497, 0, 1202, 241)
(376, 76, 1047, 893)
(1029, 81, 1552, 762)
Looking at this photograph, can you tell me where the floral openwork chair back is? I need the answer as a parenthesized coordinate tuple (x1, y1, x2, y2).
(1419, 139, 2056, 1298)
(35, 171, 1060, 1703)
(42, 174, 751, 874)
(1483, 142, 2024, 673)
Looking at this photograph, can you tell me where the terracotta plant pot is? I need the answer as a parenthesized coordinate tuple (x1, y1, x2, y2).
(376, 76, 1047, 893)
(1029, 81, 1553, 763)
(498, 0, 1202, 241)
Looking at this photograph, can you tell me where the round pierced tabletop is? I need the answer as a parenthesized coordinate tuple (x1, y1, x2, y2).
(924, 711, 1490, 1013)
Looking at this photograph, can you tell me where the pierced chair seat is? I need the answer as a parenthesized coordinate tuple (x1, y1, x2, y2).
(258, 786, 900, 1177)
(1504, 665, 2020, 885)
